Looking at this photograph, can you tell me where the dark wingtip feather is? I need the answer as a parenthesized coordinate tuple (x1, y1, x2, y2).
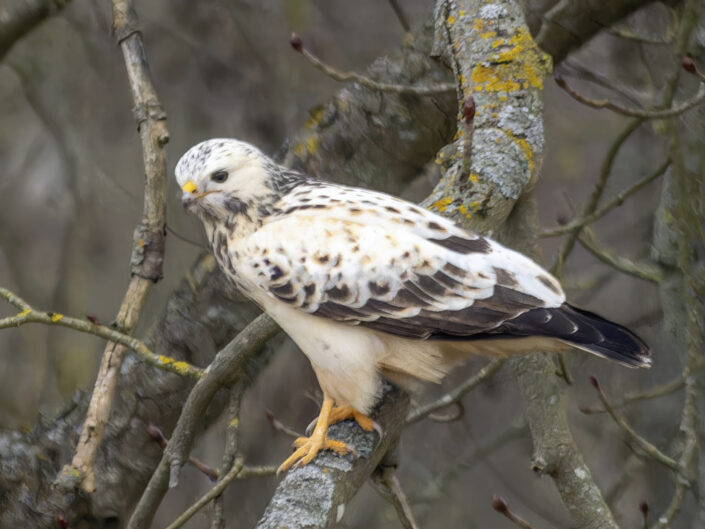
(552, 304, 651, 368)
(498, 303, 652, 368)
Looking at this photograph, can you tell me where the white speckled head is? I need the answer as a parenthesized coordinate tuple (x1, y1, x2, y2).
(176, 138, 273, 220)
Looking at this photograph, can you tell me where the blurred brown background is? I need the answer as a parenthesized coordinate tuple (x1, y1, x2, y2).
(0, 1, 696, 528)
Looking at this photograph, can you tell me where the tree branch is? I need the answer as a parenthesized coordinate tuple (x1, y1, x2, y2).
(60, 0, 170, 493)
(0, 287, 203, 378)
(0, 0, 72, 62)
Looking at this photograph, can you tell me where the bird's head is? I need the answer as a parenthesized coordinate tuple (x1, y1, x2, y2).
(175, 138, 275, 222)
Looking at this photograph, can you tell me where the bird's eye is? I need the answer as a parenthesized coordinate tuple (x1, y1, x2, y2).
(210, 170, 229, 183)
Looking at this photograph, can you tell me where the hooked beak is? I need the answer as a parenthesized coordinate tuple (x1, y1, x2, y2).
(181, 180, 199, 212)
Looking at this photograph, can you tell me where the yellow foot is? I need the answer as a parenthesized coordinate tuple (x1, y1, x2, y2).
(277, 434, 352, 474)
(277, 394, 356, 474)
(328, 405, 374, 432)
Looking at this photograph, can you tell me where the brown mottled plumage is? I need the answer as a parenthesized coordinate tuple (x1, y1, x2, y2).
(176, 138, 651, 472)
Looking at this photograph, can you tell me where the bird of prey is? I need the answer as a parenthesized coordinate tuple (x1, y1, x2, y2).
(176, 138, 650, 473)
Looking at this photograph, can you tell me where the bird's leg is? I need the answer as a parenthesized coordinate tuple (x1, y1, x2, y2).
(327, 405, 374, 432)
(277, 394, 353, 474)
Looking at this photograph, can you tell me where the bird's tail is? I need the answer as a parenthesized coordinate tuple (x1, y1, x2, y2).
(499, 303, 651, 368)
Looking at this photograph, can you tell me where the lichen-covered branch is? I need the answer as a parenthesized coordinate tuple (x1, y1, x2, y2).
(255, 383, 408, 529)
(0, 287, 203, 378)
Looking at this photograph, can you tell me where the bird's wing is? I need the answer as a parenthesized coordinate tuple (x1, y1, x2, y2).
(234, 183, 565, 340)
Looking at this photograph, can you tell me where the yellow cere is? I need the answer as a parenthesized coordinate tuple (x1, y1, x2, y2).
(182, 180, 198, 194)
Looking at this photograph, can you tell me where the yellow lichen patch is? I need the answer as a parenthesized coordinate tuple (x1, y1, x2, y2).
(305, 135, 319, 156)
(51, 313, 63, 323)
(430, 197, 453, 212)
(458, 10, 466, 16)
(304, 106, 324, 129)
(158, 355, 195, 376)
(446, 14, 456, 25)
(18, 308, 31, 317)
(471, 27, 550, 93)
(469, 201, 481, 211)
(458, 204, 473, 219)
(229, 417, 239, 428)
(471, 64, 521, 92)
(480, 31, 497, 40)
(137, 238, 145, 248)
(469, 173, 479, 183)
(505, 131, 535, 172)
(472, 18, 484, 31)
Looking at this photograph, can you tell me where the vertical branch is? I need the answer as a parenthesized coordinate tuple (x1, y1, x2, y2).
(421, 1, 619, 527)
(59, 0, 169, 493)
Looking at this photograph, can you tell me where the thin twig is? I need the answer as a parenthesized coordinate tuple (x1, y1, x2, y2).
(578, 228, 665, 283)
(212, 385, 245, 529)
(146, 425, 218, 481)
(589, 376, 681, 474)
(266, 409, 303, 439)
(555, 75, 705, 118)
(289, 33, 454, 96)
(0, 287, 202, 379)
(551, 119, 643, 276)
(406, 359, 504, 424)
(492, 495, 540, 529)
(372, 465, 420, 529)
(580, 372, 691, 414)
(542, 158, 670, 238)
(387, 0, 411, 32)
(164, 457, 245, 529)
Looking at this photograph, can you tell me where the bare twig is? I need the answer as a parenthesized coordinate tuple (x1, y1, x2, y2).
(146, 425, 218, 481)
(406, 359, 504, 424)
(371, 465, 420, 529)
(387, 0, 411, 32)
(492, 495, 540, 529)
(681, 56, 705, 83)
(578, 228, 665, 283)
(589, 376, 681, 473)
(0, 287, 202, 378)
(289, 32, 454, 96)
(551, 118, 643, 276)
(266, 409, 303, 439)
(164, 457, 245, 529)
(555, 75, 705, 118)
(542, 158, 670, 238)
